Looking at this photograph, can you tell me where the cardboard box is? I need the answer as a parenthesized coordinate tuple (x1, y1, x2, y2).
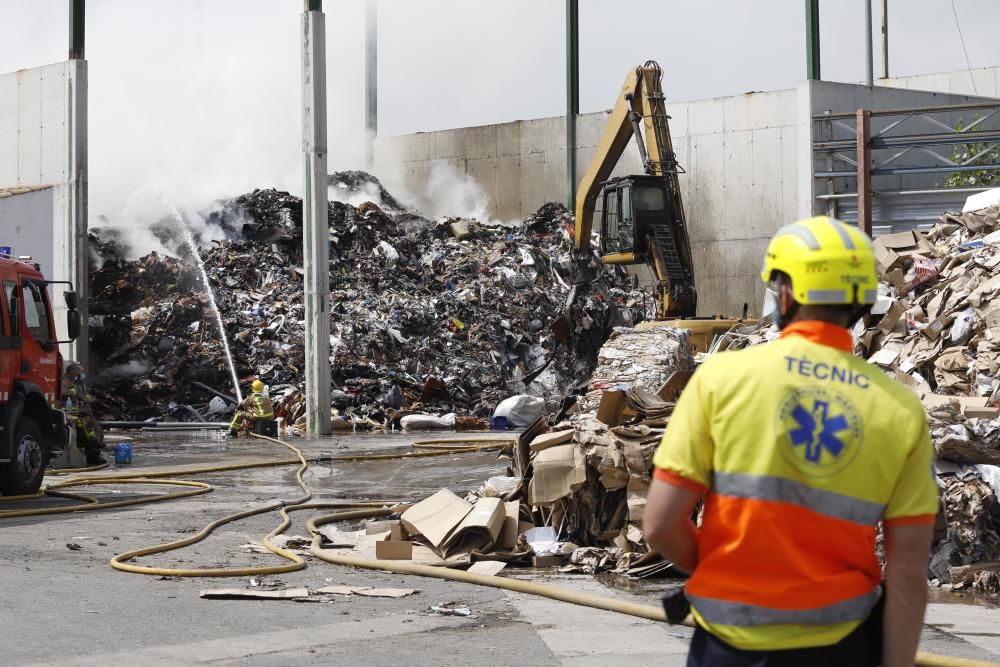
(873, 231, 934, 273)
(529, 429, 574, 453)
(532, 555, 566, 568)
(400, 489, 472, 548)
(375, 540, 413, 560)
(877, 300, 905, 335)
(441, 497, 506, 556)
(528, 443, 587, 505)
(922, 315, 952, 341)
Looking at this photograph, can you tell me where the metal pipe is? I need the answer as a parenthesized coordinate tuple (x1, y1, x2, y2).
(880, 0, 889, 79)
(813, 101, 1000, 120)
(187, 381, 237, 406)
(364, 0, 378, 169)
(805, 0, 821, 80)
(101, 422, 229, 430)
(69, 0, 85, 60)
(816, 186, 993, 199)
(816, 163, 1000, 178)
(565, 0, 579, 209)
(864, 0, 874, 85)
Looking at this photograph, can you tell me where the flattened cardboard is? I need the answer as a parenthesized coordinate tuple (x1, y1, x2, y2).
(529, 429, 574, 453)
(497, 500, 521, 549)
(657, 370, 694, 402)
(965, 406, 1000, 419)
(375, 540, 413, 560)
(596, 389, 627, 426)
(442, 497, 506, 556)
(400, 489, 472, 548)
(878, 300, 905, 334)
(366, 520, 399, 535)
(922, 315, 952, 341)
(200, 588, 310, 600)
(528, 443, 587, 505)
(467, 560, 507, 576)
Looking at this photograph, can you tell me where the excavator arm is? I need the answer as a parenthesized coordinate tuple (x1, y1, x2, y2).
(573, 61, 696, 318)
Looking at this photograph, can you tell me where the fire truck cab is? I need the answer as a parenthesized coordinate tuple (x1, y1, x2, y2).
(0, 255, 81, 494)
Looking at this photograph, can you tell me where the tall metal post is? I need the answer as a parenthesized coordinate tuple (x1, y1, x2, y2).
(864, 0, 873, 85)
(301, 0, 331, 435)
(67, 0, 88, 370)
(364, 0, 378, 170)
(880, 0, 889, 79)
(565, 0, 579, 209)
(856, 109, 872, 236)
(805, 0, 821, 80)
(69, 0, 85, 60)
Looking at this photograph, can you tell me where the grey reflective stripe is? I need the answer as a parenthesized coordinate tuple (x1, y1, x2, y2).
(713, 472, 885, 525)
(807, 289, 848, 303)
(687, 586, 881, 626)
(773, 223, 820, 250)
(828, 218, 856, 250)
(863, 289, 878, 303)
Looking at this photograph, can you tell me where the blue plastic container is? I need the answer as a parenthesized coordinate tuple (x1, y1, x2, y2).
(491, 416, 508, 430)
(114, 442, 133, 465)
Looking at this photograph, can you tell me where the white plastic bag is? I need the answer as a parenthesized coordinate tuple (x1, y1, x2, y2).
(399, 413, 456, 430)
(493, 395, 545, 427)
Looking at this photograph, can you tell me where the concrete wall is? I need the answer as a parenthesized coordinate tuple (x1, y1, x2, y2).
(0, 187, 55, 276)
(877, 65, 1000, 98)
(373, 72, 999, 318)
(0, 61, 88, 363)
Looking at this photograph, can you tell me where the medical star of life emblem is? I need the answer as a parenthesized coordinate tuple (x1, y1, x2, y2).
(777, 386, 863, 476)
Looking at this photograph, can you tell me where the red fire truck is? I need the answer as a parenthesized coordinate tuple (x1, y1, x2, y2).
(0, 254, 81, 495)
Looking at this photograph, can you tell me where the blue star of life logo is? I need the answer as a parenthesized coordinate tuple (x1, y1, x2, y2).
(778, 387, 862, 476)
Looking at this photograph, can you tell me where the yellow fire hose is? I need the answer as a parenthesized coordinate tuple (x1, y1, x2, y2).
(0, 433, 994, 666)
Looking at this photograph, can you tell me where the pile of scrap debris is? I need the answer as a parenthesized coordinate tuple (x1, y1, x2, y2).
(88, 173, 648, 425)
(342, 325, 693, 577)
(853, 191, 1000, 592)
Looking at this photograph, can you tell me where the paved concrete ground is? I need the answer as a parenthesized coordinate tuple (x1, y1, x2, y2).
(1, 432, 998, 666)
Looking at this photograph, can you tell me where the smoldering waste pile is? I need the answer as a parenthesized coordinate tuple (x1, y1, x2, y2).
(87, 173, 648, 427)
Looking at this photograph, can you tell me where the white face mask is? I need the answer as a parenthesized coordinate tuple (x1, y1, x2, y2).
(762, 288, 779, 324)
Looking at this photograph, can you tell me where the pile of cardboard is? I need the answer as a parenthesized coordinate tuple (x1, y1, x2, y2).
(847, 191, 1000, 588)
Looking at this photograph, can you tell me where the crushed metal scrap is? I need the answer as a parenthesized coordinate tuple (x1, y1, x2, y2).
(87, 173, 649, 426)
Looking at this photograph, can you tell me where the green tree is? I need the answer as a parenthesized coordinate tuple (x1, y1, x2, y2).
(943, 116, 1000, 188)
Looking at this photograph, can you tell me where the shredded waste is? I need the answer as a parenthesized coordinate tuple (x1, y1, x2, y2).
(88, 172, 649, 427)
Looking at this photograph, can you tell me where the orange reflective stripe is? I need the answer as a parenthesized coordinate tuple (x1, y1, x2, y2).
(687, 494, 880, 614)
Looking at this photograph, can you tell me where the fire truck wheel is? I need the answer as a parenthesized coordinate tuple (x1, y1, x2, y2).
(0, 417, 47, 496)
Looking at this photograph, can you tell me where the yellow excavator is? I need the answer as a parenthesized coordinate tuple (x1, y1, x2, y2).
(574, 61, 741, 349)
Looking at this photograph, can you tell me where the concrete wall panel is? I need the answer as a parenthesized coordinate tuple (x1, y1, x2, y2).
(0, 188, 55, 275)
(0, 74, 17, 185)
(16, 70, 43, 183)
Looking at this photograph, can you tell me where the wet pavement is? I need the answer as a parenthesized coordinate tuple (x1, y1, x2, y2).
(1, 428, 998, 665)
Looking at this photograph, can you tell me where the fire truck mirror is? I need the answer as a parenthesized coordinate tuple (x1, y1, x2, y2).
(66, 309, 81, 341)
(63, 290, 78, 310)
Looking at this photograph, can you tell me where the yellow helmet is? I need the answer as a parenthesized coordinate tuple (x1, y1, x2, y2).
(760, 216, 877, 306)
(251, 379, 265, 393)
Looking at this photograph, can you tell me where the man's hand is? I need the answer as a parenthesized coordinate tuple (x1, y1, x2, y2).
(643, 478, 702, 575)
(882, 521, 934, 667)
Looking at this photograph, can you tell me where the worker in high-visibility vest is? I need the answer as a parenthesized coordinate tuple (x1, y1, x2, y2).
(645, 216, 938, 667)
(229, 380, 274, 436)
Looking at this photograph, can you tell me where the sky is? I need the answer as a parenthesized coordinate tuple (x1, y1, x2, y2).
(1, 0, 999, 221)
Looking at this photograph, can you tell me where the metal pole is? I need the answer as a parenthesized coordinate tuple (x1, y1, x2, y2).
(565, 0, 579, 209)
(364, 0, 378, 170)
(864, 0, 873, 85)
(805, 0, 821, 80)
(856, 109, 873, 235)
(67, 0, 88, 370)
(880, 0, 889, 79)
(301, 0, 331, 435)
(69, 0, 85, 60)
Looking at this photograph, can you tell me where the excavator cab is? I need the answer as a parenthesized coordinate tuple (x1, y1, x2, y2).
(598, 175, 668, 259)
